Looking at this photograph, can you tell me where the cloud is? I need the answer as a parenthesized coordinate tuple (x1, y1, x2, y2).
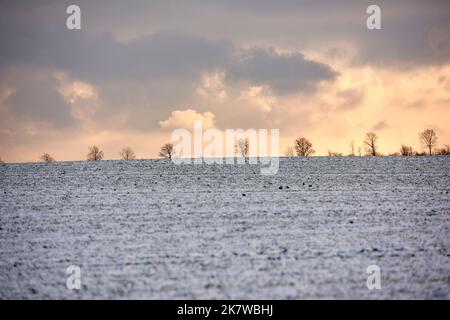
(227, 48, 338, 94)
(25, 0, 448, 69)
(159, 109, 216, 129)
(1, 10, 337, 97)
(237, 86, 275, 112)
(196, 71, 227, 101)
(0, 14, 233, 131)
(58, 80, 96, 103)
(56, 73, 100, 123)
(354, 18, 450, 69)
(1, 4, 343, 135)
(336, 87, 365, 110)
(372, 120, 390, 131)
(0, 26, 232, 83)
(1, 1, 450, 162)
(0, 66, 76, 130)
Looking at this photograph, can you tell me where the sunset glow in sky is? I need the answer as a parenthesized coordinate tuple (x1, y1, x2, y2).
(1, 0, 450, 162)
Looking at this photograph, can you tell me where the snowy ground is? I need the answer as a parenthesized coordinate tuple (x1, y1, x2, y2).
(0, 157, 449, 299)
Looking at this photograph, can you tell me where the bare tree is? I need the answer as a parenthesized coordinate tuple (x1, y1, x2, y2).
(295, 137, 315, 157)
(159, 143, 174, 159)
(119, 147, 136, 160)
(284, 146, 295, 157)
(87, 146, 104, 161)
(0, 157, 4, 164)
(363, 132, 379, 156)
(348, 140, 355, 156)
(235, 138, 250, 158)
(358, 147, 362, 157)
(419, 129, 438, 155)
(436, 144, 450, 155)
(399, 145, 414, 156)
(40, 153, 55, 163)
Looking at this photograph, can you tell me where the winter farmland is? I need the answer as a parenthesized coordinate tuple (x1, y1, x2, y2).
(0, 157, 449, 299)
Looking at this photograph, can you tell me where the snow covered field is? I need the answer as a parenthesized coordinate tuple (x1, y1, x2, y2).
(0, 157, 449, 299)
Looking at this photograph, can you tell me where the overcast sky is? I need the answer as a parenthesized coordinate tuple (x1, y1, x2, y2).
(1, 0, 450, 161)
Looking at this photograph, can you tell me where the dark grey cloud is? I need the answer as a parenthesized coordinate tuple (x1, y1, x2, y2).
(227, 48, 337, 94)
(45, 0, 450, 68)
(2, 1, 448, 85)
(353, 9, 450, 68)
(0, 5, 232, 131)
(1, 0, 449, 140)
(0, 1, 343, 134)
(0, 5, 334, 92)
(0, 67, 75, 130)
(0, 23, 232, 83)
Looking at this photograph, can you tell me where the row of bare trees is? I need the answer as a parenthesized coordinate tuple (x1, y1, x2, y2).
(36, 146, 128, 163)
(157, 138, 257, 159)
(33, 143, 175, 163)
(88, 144, 175, 161)
(1, 129, 448, 164)
(284, 129, 449, 157)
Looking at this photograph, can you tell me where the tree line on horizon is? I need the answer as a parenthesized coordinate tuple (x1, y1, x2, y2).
(284, 129, 449, 157)
(0, 128, 448, 164)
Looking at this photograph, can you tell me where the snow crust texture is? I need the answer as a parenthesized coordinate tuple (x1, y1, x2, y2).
(0, 157, 449, 299)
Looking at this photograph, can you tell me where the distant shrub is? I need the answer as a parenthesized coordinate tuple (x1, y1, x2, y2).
(87, 146, 104, 161)
(436, 144, 450, 155)
(119, 147, 136, 160)
(328, 151, 343, 157)
(284, 146, 295, 157)
(159, 143, 174, 159)
(400, 145, 414, 156)
(348, 141, 356, 156)
(40, 153, 55, 163)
